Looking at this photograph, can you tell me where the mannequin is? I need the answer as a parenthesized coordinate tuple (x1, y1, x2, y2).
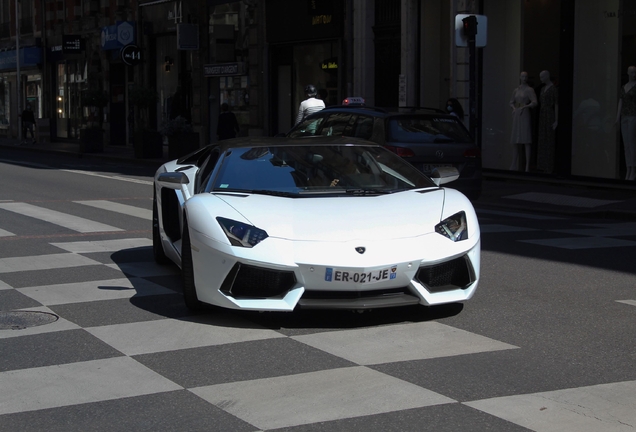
(509, 71, 537, 171)
(616, 65, 636, 181)
(536, 70, 559, 173)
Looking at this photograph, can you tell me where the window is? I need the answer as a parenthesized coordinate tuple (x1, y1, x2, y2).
(346, 115, 374, 140)
(287, 115, 326, 137)
(320, 113, 356, 136)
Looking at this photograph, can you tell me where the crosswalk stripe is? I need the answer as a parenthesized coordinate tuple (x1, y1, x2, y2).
(0, 253, 101, 274)
(74, 200, 152, 220)
(50, 238, 152, 253)
(0, 202, 123, 233)
(60, 169, 154, 185)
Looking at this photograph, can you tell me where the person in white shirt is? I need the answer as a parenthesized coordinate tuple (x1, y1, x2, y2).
(295, 84, 325, 125)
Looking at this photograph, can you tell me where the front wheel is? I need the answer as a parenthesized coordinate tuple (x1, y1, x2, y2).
(181, 217, 204, 311)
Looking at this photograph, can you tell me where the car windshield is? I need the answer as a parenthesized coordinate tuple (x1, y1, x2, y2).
(208, 144, 436, 196)
(388, 116, 472, 143)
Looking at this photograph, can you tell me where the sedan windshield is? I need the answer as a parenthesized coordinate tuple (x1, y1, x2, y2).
(388, 116, 472, 143)
(208, 144, 436, 196)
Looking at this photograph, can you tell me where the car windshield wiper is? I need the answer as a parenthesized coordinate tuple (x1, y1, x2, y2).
(247, 189, 298, 197)
(344, 188, 393, 196)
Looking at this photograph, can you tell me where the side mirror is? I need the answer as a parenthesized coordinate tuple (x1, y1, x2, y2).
(156, 172, 192, 200)
(157, 172, 189, 188)
(430, 166, 460, 186)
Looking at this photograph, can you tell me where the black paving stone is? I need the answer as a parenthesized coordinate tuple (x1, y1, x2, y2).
(49, 294, 192, 327)
(134, 337, 356, 388)
(0, 329, 123, 372)
(0, 390, 257, 432)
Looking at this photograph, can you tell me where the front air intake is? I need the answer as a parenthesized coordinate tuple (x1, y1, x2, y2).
(220, 263, 296, 299)
(416, 255, 475, 293)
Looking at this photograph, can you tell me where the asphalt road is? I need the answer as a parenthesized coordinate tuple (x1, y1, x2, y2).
(1, 150, 635, 431)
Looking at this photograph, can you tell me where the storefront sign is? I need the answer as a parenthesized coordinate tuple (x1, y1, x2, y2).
(312, 15, 332, 25)
(121, 45, 142, 66)
(320, 58, 338, 70)
(168, 1, 182, 23)
(63, 35, 83, 53)
(101, 21, 136, 50)
(0, 47, 42, 71)
(204, 62, 244, 77)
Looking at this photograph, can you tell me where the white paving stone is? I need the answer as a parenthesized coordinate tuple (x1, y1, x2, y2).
(74, 200, 152, 220)
(0, 357, 182, 415)
(293, 322, 517, 365)
(616, 300, 636, 307)
(190, 366, 455, 430)
(0, 253, 101, 274)
(86, 316, 285, 355)
(50, 238, 152, 253)
(0, 228, 15, 237)
(0, 202, 123, 233)
(17, 278, 174, 306)
(465, 380, 636, 432)
(0, 280, 11, 290)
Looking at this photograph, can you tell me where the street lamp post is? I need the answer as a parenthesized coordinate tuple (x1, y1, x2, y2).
(15, 0, 22, 142)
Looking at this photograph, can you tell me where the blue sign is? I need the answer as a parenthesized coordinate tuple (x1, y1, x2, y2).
(101, 21, 136, 50)
(0, 47, 42, 71)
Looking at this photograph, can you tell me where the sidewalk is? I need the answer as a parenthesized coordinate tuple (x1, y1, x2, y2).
(0, 136, 167, 167)
(2, 136, 636, 220)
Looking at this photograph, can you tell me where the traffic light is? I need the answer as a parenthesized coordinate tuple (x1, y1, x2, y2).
(462, 15, 478, 37)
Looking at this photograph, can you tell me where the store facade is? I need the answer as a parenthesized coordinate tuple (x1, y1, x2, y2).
(266, 0, 345, 135)
(481, 0, 636, 181)
(0, 47, 42, 137)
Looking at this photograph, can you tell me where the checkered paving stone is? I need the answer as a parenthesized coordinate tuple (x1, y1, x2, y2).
(1, 201, 636, 430)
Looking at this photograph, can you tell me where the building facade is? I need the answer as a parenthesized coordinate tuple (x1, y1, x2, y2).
(1, 1, 635, 182)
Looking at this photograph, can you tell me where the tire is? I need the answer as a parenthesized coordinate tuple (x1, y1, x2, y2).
(152, 194, 170, 265)
(181, 217, 204, 311)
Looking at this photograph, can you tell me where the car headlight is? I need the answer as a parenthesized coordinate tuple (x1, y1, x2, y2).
(217, 217, 269, 247)
(435, 211, 467, 241)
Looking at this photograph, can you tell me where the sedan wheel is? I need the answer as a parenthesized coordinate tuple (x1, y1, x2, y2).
(181, 218, 204, 311)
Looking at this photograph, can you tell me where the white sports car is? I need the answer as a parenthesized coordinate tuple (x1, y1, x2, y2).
(153, 137, 480, 312)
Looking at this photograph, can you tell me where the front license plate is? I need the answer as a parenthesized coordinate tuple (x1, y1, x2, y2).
(325, 266, 397, 284)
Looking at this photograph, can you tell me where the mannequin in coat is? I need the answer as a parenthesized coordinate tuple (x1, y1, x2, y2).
(509, 71, 537, 171)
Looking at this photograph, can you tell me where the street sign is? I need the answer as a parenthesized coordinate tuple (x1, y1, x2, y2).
(121, 45, 141, 66)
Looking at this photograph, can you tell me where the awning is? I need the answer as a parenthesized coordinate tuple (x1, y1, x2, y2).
(0, 47, 42, 71)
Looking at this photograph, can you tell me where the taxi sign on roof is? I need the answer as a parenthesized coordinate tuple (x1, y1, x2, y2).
(342, 96, 365, 106)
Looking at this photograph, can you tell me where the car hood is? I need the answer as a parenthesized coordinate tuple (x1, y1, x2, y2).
(215, 189, 445, 241)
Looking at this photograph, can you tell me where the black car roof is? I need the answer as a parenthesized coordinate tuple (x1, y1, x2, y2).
(212, 135, 379, 151)
(176, 136, 380, 165)
(318, 105, 448, 117)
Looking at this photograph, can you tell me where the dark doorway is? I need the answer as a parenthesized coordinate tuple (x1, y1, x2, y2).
(374, 0, 401, 107)
(110, 63, 127, 146)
